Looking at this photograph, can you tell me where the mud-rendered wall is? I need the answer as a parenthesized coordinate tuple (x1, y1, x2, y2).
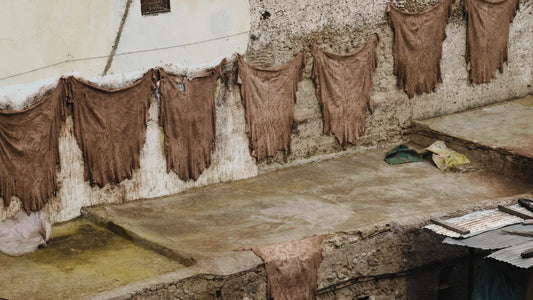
(247, 0, 533, 170)
(1, 0, 532, 223)
(0, 63, 257, 223)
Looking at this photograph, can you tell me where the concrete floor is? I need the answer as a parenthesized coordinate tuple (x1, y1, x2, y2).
(85, 151, 532, 264)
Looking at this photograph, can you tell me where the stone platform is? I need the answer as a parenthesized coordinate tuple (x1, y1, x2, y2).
(412, 95, 533, 183)
(84, 150, 532, 299)
(1, 95, 532, 299)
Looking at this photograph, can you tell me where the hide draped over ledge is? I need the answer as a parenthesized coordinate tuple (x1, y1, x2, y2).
(0, 80, 66, 213)
(464, 0, 520, 84)
(387, 0, 452, 98)
(237, 53, 304, 161)
(252, 235, 325, 300)
(312, 34, 379, 145)
(159, 62, 222, 181)
(66, 70, 155, 187)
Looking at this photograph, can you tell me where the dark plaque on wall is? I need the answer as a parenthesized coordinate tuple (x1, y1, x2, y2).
(141, 0, 171, 15)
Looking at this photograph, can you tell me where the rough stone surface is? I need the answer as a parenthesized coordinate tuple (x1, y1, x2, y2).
(94, 269, 267, 300)
(247, 0, 533, 169)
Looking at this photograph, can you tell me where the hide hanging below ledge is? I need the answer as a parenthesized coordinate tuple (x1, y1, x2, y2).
(387, 0, 452, 98)
(312, 34, 379, 145)
(159, 62, 223, 181)
(237, 53, 304, 161)
(252, 235, 325, 300)
(66, 70, 155, 187)
(0, 80, 66, 213)
(464, 0, 520, 84)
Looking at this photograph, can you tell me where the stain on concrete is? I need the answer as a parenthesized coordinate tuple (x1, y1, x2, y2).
(0, 219, 184, 300)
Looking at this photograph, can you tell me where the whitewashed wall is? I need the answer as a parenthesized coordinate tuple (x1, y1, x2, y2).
(0, 0, 250, 87)
(0, 0, 255, 223)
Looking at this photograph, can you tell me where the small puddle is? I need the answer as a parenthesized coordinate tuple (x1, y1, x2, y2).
(0, 219, 185, 300)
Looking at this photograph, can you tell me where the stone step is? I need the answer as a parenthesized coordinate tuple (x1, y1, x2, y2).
(410, 95, 533, 184)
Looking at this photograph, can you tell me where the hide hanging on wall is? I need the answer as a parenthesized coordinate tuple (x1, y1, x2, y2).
(464, 0, 520, 84)
(66, 70, 155, 187)
(159, 62, 223, 181)
(0, 80, 66, 213)
(237, 53, 304, 161)
(252, 235, 325, 300)
(387, 0, 452, 98)
(312, 34, 379, 145)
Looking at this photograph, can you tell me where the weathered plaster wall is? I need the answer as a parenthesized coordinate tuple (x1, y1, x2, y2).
(0, 62, 257, 223)
(0, 0, 253, 222)
(0, 0, 250, 87)
(108, 0, 250, 73)
(246, 0, 533, 170)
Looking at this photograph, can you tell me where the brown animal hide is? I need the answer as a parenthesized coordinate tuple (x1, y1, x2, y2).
(252, 235, 325, 300)
(66, 70, 155, 187)
(0, 81, 66, 213)
(237, 53, 304, 161)
(159, 63, 222, 181)
(312, 34, 379, 145)
(464, 0, 519, 84)
(387, 0, 452, 98)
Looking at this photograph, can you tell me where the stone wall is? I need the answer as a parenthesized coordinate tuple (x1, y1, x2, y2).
(247, 0, 533, 170)
(92, 221, 471, 299)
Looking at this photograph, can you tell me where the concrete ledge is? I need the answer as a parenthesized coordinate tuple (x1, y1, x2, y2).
(410, 96, 533, 184)
(79, 147, 532, 298)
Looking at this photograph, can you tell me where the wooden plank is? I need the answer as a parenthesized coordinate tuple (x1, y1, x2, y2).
(498, 205, 533, 220)
(430, 217, 470, 235)
(502, 229, 533, 237)
(518, 198, 533, 213)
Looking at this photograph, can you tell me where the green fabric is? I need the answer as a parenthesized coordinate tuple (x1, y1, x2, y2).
(385, 144, 423, 165)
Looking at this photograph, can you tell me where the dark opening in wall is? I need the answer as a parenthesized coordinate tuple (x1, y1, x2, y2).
(141, 0, 171, 15)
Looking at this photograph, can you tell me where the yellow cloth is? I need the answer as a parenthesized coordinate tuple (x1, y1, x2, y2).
(420, 141, 470, 171)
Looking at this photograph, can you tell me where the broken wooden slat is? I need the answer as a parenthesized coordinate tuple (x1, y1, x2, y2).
(430, 217, 471, 235)
(498, 205, 533, 220)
